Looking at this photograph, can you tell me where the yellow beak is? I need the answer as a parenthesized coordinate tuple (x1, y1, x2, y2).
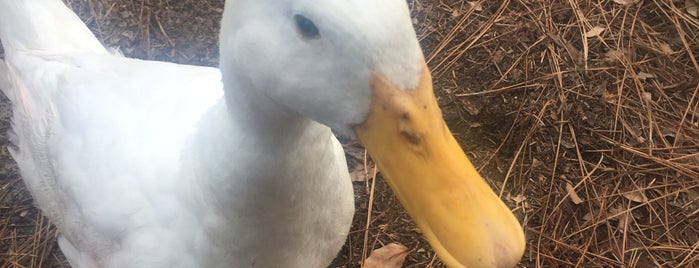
(353, 61, 526, 268)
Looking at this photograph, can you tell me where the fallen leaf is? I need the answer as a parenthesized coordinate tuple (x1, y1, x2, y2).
(603, 50, 624, 63)
(510, 194, 527, 204)
(622, 191, 648, 203)
(364, 243, 410, 268)
(637, 72, 655, 81)
(492, 49, 506, 65)
(566, 183, 584, 204)
(658, 42, 674, 54)
(343, 145, 366, 161)
(602, 91, 618, 103)
(585, 26, 605, 38)
(350, 168, 365, 182)
(613, 0, 640, 5)
(582, 212, 594, 223)
(461, 98, 482, 116)
(468, 1, 484, 12)
(688, 0, 699, 18)
(561, 139, 576, 149)
(617, 211, 630, 233)
(350, 165, 376, 182)
(531, 158, 542, 168)
(607, 205, 632, 233)
(607, 205, 625, 219)
(550, 110, 559, 121)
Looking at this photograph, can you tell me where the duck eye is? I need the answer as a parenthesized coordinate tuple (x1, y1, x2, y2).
(294, 14, 320, 39)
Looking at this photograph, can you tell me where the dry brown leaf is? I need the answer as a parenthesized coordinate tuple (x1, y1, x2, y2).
(509, 194, 527, 204)
(492, 49, 506, 65)
(688, 0, 699, 17)
(604, 50, 624, 63)
(468, 1, 484, 12)
(350, 168, 365, 182)
(613, 0, 640, 5)
(637, 72, 656, 81)
(658, 42, 674, 54)
(617, 211, 630, 233)
(602, 91, 618, 103)
(350, 165, 376, 182)
(364, 243, 409, 268)
(566, 183, 584, 204)
(608, 206, 631, 233)
(585, 26, 605, 38)
(607, 206, 625, 219)
(622, 191, 648, 203)
(343, 145, 366, 161)
(531, 158, 542, 168)
(561, 139, 575, 149)
(582, 212, 594, 224)
(461, 98, 482, 116)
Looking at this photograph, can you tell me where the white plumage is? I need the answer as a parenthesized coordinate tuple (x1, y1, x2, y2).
(1, 0, 528, 267)
(0, 0, 423, 266)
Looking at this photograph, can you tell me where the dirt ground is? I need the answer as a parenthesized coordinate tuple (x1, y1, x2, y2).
(1, 0, 698, 267)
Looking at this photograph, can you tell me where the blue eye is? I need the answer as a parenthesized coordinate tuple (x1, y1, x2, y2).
(294, 14, 320, 39)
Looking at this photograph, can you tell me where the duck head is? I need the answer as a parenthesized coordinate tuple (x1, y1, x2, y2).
(219, 0, 526, 267)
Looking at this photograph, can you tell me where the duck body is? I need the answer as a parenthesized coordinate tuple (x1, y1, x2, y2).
(2, 0, 528, 267)
(0, 1, 353, 267)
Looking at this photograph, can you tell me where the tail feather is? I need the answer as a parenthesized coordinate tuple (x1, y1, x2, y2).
(0, 0, 106, 54)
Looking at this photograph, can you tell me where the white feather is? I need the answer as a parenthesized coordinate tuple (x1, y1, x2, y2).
(0, 0, 423, 267)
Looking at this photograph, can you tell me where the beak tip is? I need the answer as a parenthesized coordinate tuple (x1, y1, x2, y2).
(445, 216, 526, 268)
(493, 240, 526, 268)
(491, 218, 526, 268)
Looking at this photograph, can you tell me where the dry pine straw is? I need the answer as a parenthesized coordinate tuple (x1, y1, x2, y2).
(1, 0, 698, 267)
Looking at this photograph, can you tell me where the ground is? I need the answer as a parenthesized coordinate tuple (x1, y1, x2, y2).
(1, 0, 698, 267)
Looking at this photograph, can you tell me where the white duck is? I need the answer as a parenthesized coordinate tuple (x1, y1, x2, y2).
(0, 0, 525, 267)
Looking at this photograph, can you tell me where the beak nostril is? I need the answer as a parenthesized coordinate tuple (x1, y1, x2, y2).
(400, 130, 421, 145)
(399, 113, 421, 145)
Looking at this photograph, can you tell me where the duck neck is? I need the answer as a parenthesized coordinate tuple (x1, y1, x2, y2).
(184, 71, 344, 211)
(223, 73, 303, 136)
(181, 74, 354, 266)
